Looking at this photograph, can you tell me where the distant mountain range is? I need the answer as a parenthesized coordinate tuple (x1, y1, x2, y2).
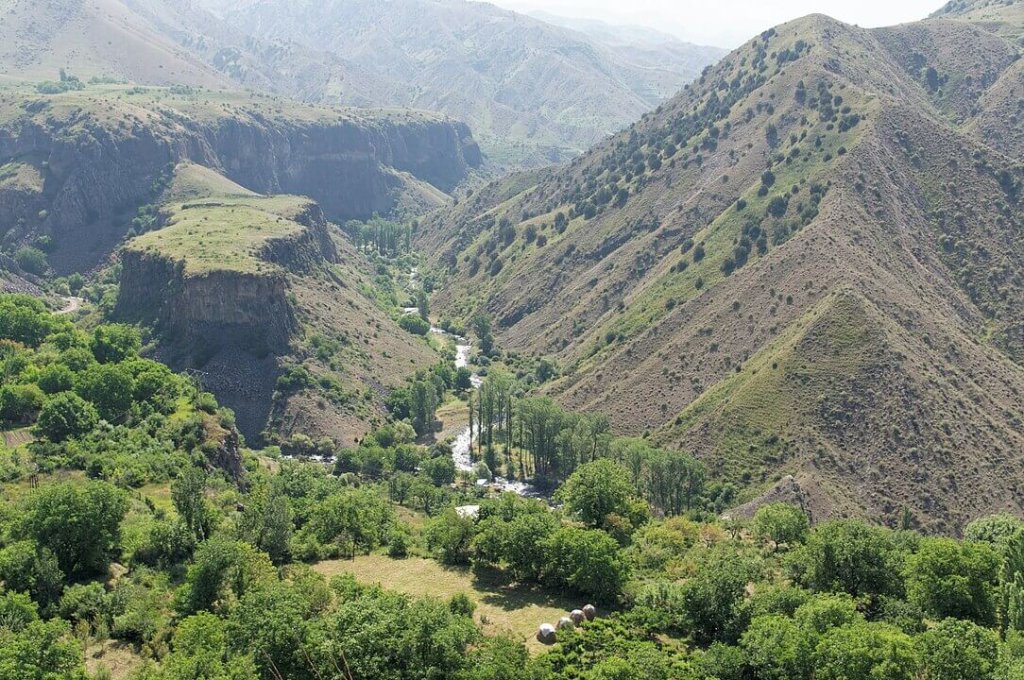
(0, 0, 725, 169)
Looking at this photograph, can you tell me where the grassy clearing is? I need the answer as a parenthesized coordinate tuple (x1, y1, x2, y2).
(85, 640, 145, 680)
(314, 555, 582, 651)
(128, 194, 312, 275)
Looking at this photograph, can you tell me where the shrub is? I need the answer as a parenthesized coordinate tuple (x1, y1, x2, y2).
(14, 246, 47, 275)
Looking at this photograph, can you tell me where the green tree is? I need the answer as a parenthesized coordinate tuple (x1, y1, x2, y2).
(752, 503, 809, 550)
(542, 526, 629, 602)
(814, 622, 918, 680)
(0, 383, 44, 425)
(90, 324, 141, 363)
(740, 615, 813, 680)
(916, 618, 999, 680)
(35, 363, 74, 394)
(0, 617, 85, 680)
(75, 363, 134, 422)
(20, 481, 128, 577)
(0, 541, 64, 609)
(557, 459, 637, 528)
(146, 612, 258, 680)
(0, 294, 63, 346)
(33, 392, 98, 442)
(681, 546, 762, 644)
(793, 520, 905, 598)
(426, 509, 477, 566)
(905, 537, 1000, 625)
(472, 313, 494, 356)
(416, 289, 430, 321)
(175, 538, 275, 615)
(13, 246, 47, 276)
(172, 468, 214, 541)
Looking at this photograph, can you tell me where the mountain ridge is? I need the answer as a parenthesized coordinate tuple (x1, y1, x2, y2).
(418, 10, 1024, 531)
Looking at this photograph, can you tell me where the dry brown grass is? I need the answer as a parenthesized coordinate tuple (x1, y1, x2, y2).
(313, 555, 581, 651)
(85, 640, 145, 680)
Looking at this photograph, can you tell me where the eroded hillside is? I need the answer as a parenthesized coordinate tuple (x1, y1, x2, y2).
(0, 84, 479, 274)
(114, 163, 438, 444)
(419, 11, 1024, 531)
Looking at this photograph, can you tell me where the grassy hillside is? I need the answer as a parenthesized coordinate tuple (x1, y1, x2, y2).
(419, 10, 1024, 531)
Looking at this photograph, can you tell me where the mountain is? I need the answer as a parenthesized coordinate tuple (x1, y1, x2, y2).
(0, 0, 724, 170)
(418, 9, 1024, 532)
(0, 83, 479, 441)
(0, 0, 229, 86)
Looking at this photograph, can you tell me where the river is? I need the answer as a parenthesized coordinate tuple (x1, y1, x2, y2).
(429, 325, 539, 497)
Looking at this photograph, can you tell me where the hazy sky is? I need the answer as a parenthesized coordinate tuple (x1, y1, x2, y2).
(490, 0, 945, 47)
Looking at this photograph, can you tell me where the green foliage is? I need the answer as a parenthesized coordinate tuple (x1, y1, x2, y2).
(740, 614, 813, 679)
(0, 540, 64, 609)
(75, 362, 135, 422)
(916, 618, 1000, 680)
(172, 467, 215, 541)
(752, 503, 809, 549)
(0, 295, 66, 346)
(175, 537, 275, 615)
(399, 313, 431, 336)
(814, 622, 918, 680)
(791, 520, 906, 599)
(557, 459, 637, 528)
(680, 546, 762, 644)
(0, 383, 44, 425)
(13, 246, 47, 275)
(33, 392, 98, 442)
(19, 480, 128, 577)
(427, 508, 477, 566)
(905, 537, 1000, 625)
(89, 323, 141, 363)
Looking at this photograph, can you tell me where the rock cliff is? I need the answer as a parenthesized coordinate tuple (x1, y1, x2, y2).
(0, 87, 480, 273)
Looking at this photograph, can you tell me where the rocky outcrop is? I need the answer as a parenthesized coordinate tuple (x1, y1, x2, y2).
(0, 98, 480, 273)
(115, 197, 341, 438)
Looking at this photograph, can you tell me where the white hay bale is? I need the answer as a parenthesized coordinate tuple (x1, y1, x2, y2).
(582, 604, 597, 621)
(570, 609, 585, 625)
(557, 616, 575, 631)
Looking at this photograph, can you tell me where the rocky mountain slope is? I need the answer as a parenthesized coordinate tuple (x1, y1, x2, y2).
(419, 9, 1024, 532)
(0, 0, 722, 169)
(0, 83, 479, 274)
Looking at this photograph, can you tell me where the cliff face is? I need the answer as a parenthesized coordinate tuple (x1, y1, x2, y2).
(115, 197, 338, 437)
(0, 89, 480, 273)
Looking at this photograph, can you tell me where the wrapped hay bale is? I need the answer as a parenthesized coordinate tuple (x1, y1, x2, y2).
(570, 609, 585, 625)
(557, 616, 575, 631)
(537, 623, 557, 644)
(582, 604, 597, 621)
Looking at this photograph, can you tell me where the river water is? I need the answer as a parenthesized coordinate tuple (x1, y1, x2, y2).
(428, 326, 539, 497)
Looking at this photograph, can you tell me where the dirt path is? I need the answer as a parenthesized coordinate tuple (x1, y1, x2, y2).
(55, 296, 83, 315)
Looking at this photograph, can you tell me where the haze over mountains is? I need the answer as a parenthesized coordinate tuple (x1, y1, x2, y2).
(420, 0, 1024, 531)
(0, 0, 725, 168)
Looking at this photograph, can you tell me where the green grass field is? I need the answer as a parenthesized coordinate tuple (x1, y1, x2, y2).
(128, 194, 312, 275)
(314, 555, 583, 651)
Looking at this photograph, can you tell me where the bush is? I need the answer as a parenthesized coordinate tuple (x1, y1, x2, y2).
(14, 246, 47, 275)
(399, 314, 431, 336)
(34, 392, 99, 442)
(0, 383, 45, 425)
